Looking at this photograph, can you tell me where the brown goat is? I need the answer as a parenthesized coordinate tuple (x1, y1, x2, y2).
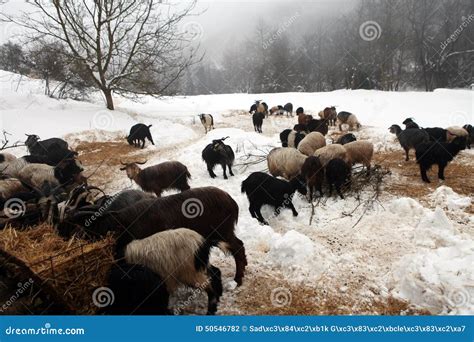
(120, 160, 191, 197)
(58, 186, 247, 285)
(300, 156, 325, 201)
(318, 107, 337, 126)
(298, 113, 313, 126)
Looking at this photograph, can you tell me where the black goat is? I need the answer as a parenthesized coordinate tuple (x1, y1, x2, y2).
(252, 112, 265, 133)
(127, 124, 154, 148)
(283, 102, 293, 115)
(241, 172, 307, 225)
(424, 127, 447, 143)
(403, 118, 420, 129)
(202, 137, 235, 179)
(25, 134, 68, 155)
(463, 124, 473, 148)
(296, 107, 304, 115)
(280, 129, 292, 147)
(415, 136, 466, 183)
(326, 158, 351, 199)
(336, 133, 357, 145)
(293, 124, 307, 132)
(97, 262, 170, 315)
(307, 119, 329, 136)
(389, 125, 429, 161)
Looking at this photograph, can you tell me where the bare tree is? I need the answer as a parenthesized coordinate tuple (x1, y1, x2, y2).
(3, 0, 200, 109)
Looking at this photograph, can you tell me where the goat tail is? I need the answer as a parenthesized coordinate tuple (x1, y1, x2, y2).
(240, 179, 247, 194)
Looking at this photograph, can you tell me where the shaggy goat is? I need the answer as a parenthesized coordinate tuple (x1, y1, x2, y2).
(98, 262, 170, 315)
(198, 114, 214, 134)
(267, 147, 307, 180)
(241, 172, 306, 225)
(127, 123, 154, 148)
(120, 160, 191, 197)
(300, 156, 325, 200)
(389, 124, 429, 161)
(202, 137, 235, 179)
(336, 133, 357, 145)
(252, 112, 265, 133)
(297, 132, 326, 156)
(57, 186, 247, 285)
(343, 140, 374, 171)
(283, 102, 293, 116)
(125, 228, 224, 314)
(326, 158, 351, 199)
(415, 136, 466, 183)
(313, 144, 349, 166)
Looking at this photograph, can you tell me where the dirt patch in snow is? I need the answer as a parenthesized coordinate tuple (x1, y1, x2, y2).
(228, 271, 429, 315)
(373, 150, 474, 201)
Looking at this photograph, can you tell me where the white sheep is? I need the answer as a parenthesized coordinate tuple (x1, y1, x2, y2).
(267, 147, 307, 180)
(313, 144, 349, 166)
(0, 178, 27, 201)
(124, 228, 226, 315)
(446, 126, 469, 143)
(17, 159, 83, 189)
(297, 132, 326, 156)
(1, 156, 50, 178)
(343, 140, 374, 171)
(0, 153, 17, 164)
(198, 114, 214, 134)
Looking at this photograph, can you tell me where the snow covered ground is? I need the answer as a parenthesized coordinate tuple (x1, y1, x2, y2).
(1, 70, 473, 315)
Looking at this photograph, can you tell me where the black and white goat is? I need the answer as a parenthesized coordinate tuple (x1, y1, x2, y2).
(201, 137, 235, 179)
(198, 114, 214, 134)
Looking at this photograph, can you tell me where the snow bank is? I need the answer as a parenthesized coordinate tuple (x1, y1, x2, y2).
(389, 204, 474, 314)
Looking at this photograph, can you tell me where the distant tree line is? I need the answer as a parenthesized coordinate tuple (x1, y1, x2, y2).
(184, 0, 474, 95)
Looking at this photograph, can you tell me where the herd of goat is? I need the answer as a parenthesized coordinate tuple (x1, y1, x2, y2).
(0, 100, 472, 315)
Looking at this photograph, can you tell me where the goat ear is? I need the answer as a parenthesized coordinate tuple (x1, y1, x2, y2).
(119, 167, 126, 171)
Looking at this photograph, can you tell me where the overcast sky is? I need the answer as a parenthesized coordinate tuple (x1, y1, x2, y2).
(0, 0, 356, 59)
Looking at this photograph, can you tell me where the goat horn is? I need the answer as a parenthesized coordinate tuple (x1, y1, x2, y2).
(119, 159, 128, 165)
(222, 136, 230, 140)
(135, 160, 147, 165)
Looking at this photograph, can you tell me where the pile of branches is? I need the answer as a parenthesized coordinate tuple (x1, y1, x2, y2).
(234, 140, 274, 172)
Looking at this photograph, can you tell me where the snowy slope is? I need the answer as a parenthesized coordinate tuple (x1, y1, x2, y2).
(1, 70, 473, 314)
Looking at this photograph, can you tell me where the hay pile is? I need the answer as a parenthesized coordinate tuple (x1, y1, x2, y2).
(0, 224, 115, 314)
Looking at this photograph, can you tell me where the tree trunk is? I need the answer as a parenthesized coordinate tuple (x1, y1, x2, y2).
(103, 88, 114, 110)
